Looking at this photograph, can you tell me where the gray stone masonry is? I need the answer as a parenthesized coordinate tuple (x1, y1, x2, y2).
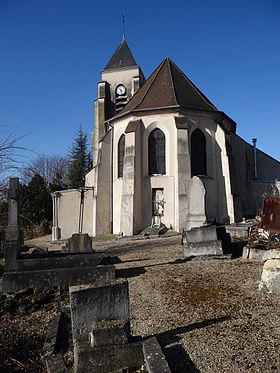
(3, 265, 115, 293)
(5, 252, 107, 273)
(184, 241, 223, 258)
(141, 225, 167, 237)
(66, 233, 93, 253)
(182, 225, 223, 257)
(183, 225, 218, 243)
(42, 311, 63, 359)
(70, 279, 134, 372)
(75, 341, 144, 373)
(3, 177, 115, 292)
(225, 224, 250, 241)
(143, 337, 171, 373)
(70, 279, 129, 350)
(42, 311, 70, 372)
(45, 354, 70, 373)
(5, 178, 21, 268)
(6, 178, 20, 243)
(259, 259, 280, 293)
(242, 246, 280, 261)
(89, 319, 130, 348)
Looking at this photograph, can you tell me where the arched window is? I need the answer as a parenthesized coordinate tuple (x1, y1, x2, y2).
(148, 128, 166, 175)
(191, 129, 207, 177)
(118, 135, 125, 178)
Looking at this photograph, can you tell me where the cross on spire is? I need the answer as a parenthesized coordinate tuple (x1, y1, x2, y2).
(122, 13, 125, 40)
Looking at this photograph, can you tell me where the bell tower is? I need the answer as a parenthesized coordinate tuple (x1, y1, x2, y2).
(92, 38, 145, 164)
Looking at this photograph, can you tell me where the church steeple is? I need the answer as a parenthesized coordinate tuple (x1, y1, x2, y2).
(92, 39, 145, 165)
(104, 38, 138, 70)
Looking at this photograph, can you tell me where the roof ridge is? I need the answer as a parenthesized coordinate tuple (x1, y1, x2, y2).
(166, 58, 179, 106)
(132, 59, 166, 110)
(171, 60, 217, 110)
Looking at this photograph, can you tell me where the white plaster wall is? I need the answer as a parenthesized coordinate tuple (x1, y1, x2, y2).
(186, 115, 217, 223)
(95, 131, 112, 235)
(55, 189, 93, 239)
(112, 113, 177, 233)
(185, 114, 234, 225)
(216, 125, 235, 223)
(85, 167, 96, 187)
(176, 126, 190, 230)
(112, 120, 129, 233)
(111, 110, 248, 234)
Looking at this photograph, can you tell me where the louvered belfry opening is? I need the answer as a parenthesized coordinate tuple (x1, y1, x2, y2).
(148, 129, 166, 175)
(118, 134, 125, 178)
(191, 129, 207, 177)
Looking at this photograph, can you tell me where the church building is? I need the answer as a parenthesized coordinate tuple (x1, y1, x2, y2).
(52, 38, 280, 239)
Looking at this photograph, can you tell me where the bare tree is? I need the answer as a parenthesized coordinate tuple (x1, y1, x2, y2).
(21, 154, 69, 189)
(0, 125, 28, 189)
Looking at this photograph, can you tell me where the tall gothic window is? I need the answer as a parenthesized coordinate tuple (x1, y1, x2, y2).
(191, 129, 207, 176)
(148, 128, 166, 175)
(118, 134, 125, 178)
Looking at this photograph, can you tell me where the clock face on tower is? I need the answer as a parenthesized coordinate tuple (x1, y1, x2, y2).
(116, 84, 126, 96)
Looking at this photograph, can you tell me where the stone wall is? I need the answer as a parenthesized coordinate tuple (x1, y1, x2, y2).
(230, 134, 280, 217)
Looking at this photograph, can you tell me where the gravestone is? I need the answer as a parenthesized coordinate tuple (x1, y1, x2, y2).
(3, 177, 114, 292)
(182, 225, 223, 258)
(67, 233, 93, 253)
(70, 279, 146, 373)
(70, 279, 129, 347)
(186, 176, 206, 230)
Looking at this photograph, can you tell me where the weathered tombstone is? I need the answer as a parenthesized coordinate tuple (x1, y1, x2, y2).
(186, 176, 206, 230)
(143, 337, 171, 373)
(3, 178, 114, 293)
(89, 319, 129, 348)
(69, 279, 145, 373)
(70, 279, 129, 348)
(183, 225, 223, 257)
(5, 178, 21, 271)
(67, 233, 93, 253)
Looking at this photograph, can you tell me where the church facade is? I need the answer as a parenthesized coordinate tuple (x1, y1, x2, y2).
(52, 39, 280, 239)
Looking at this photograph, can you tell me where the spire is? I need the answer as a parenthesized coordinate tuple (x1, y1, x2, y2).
(104, 38, 137, 70)
(122, 13, 125, 40)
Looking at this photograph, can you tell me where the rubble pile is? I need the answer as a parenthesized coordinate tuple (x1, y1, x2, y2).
(248, 224, 280, 250)
(247, 196, 280, 250)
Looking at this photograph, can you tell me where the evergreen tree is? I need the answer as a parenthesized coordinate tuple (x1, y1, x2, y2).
(19, 174, 52, 225)
(67, 127, 92, 189)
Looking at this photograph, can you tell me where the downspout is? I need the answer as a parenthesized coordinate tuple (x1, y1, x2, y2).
(110, 122, 114, 233)
(252, 138, 257, 180)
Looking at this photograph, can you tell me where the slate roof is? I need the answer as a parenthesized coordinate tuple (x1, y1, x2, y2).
(118, 57, 218, 116)
(104, 38, 138, 70)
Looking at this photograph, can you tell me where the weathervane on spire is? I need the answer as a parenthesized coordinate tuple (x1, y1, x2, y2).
(122, 13, 125, 40)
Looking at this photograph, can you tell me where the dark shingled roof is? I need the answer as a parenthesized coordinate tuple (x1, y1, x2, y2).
(104, 38, 137, 70)
(118, 57, 218, 115)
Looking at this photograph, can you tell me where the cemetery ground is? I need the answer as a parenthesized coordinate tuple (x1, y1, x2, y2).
(0, 234, 280, 372)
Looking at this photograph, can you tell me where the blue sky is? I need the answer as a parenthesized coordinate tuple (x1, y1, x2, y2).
(1, 0, 280, 165)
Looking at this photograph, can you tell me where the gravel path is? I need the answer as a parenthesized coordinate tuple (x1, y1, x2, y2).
(97, 236, 280, 373)
(8, 235, 280, 372)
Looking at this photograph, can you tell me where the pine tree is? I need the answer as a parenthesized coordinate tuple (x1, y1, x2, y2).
(19, 174, 52, 225)
(67, 127, 92, 189)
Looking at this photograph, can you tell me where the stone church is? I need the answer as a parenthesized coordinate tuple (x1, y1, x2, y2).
(52, 38, 280, 240)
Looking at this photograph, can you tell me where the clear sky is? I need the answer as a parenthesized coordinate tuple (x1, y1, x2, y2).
(1, 0, 280, 165)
